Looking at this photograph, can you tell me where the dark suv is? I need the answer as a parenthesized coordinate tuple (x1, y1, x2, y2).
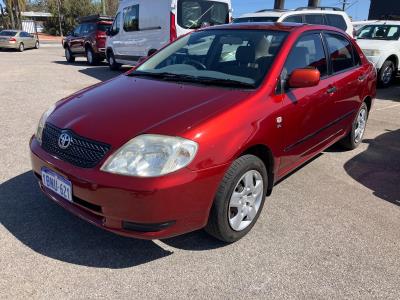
(63, 15, 113, 65)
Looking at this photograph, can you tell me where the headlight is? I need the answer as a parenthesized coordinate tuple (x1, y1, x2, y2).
(35, 104, 56, 144)
(363, 49, 380, 56)
(101, 135, 198, 177)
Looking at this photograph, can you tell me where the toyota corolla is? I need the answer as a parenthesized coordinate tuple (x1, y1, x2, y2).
(30, 23, 376, 242)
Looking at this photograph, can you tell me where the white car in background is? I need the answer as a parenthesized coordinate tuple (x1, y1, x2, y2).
(356, 21, 400, 87)
(106, 0, 232, 70)
(233, 7, 355, 37)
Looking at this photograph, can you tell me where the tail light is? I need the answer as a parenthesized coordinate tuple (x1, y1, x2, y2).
(9, 37, 16, 44)
(170, 12, 177, 42)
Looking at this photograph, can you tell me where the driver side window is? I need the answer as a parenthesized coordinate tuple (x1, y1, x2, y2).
(112, 12, 121, 34)
(73, 25, 81, 37)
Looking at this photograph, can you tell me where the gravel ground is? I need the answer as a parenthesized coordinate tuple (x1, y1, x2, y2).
(1, 48, 399, 299)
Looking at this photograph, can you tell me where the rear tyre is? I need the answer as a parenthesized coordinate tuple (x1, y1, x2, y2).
(65, 47, 75, 63)
(18, 43, 24, 52)
(86, 47, 98, 65)
(378, 60, 395, 88)
(108, 51, 121, 70)
(339, 102, 368, 150)
(205, 155, 268, 243)
(35, 41, 40, 49)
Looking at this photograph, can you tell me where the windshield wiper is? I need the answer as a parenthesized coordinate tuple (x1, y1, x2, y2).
(127, 71, 256, 88)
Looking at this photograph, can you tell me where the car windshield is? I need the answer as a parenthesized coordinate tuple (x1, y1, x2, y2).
(178, 0, 229, 29)
(233, 17, 279, 23)
(131, 29, 288, 88)
(0, 30, 17, 37)
(357, 25, 400, 40)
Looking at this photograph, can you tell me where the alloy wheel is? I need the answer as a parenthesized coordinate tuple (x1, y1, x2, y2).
(354, 107, 367, 143)
(382, 65, 393, 85)
(228, 170, 264, 231)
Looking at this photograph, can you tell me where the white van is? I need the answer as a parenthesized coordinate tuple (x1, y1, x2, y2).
(106, 0, 232, 70)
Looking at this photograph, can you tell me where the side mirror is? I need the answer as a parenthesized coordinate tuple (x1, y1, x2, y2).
(288, 68, 320, 89)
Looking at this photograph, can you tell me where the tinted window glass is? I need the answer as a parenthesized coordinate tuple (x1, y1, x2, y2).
(305, 14, 325, 25)
(178, 0, 229, 29)
(0, 30, 17, 37)
(73, 25, 81, 36)
(325, 14, 347, 31)
(123, 5, 139, 32)
(283, 15, 303, 23)
(283, 33, 328, 79)
(233, 17, 279, 23)
(325, 33, 354, 73)
(136, 30, 288, 88)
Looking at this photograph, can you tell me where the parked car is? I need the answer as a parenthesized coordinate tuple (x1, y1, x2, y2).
(31, 23, 376, 243)
(0, 30, 39, 51)
(356, 21, 400, 87)
(352, 20, 377, 33)
(105, 0, 232, 70)
(63, 15, 113, 65)
(234, 7, 355, 37)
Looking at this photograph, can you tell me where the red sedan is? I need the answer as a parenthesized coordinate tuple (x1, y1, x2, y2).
(30, 23, 376, 243)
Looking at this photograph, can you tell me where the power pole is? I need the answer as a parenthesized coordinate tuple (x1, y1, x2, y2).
(274, 0, 285, 9)
(308, 0, 320, 7)
(340, 0, 351, 10)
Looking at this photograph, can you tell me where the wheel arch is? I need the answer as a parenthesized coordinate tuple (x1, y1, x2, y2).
(384, 54, 399, 70)
(363, 95, 373, 113)
(239, 144, 275, 196)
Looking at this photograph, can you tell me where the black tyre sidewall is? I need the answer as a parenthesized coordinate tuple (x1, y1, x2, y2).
(65, 47, 74, 62)
(108, 51, 120, 70)
(349, 102, 369, 149)
(208, 155, 268, 243)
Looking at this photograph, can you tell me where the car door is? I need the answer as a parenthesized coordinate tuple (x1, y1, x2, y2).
(278, 32, 336, 172)
(21, 32, 32, 48)
(108, 12, 122, 56)
(70, 25, 82, 53)
(121, 4, 142, 60)
(322, 32, 365, 134)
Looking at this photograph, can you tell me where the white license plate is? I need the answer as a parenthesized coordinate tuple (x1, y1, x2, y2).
(41, 168, 72, 202)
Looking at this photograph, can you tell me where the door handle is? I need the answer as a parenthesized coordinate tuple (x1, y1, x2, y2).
(358, 74, 367, 81)
(327, 86, 337, 94)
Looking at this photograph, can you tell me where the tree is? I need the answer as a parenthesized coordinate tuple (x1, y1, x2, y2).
(4, 0, 26, 29)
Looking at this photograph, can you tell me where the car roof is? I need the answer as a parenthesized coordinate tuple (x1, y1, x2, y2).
(207, 22, 305, 31)
(360, 21, 400, 25)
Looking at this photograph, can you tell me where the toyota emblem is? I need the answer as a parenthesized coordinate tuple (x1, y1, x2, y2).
(58, 132, 72, 149)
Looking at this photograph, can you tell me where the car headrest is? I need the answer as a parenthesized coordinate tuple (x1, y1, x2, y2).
(255, 37, 270, 60)
(236, 46, 255, 65)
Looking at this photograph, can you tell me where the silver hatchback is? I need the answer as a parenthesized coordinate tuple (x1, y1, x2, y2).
(0, 30, 39, 52)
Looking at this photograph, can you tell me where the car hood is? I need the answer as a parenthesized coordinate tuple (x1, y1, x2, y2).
(356, 39, 399, 51)
(48, 75, 251, 148)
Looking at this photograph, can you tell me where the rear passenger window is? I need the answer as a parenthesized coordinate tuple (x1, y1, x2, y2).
(283, 33, 328, 79)
(305, 14, 325, 25)
(123, 5, 139, 32)
(325, 33, 354, 73)
(283, 15, 303, 23)
(325, 14, 347, 31)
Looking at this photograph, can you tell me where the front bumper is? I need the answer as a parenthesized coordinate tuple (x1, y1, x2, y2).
(30, 137, 228, 239)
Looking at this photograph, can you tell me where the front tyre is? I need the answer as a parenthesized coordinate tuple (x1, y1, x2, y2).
(65, 47, 75, 63)
(35, 41, 40, 49)
(18, 43, 24, 52)
(205, 155, 268, 243)
(86, 47, 98, 65)
(108, 51, 121, 70)
(339, 102, 368, 150)
(378, 60, 395, 88)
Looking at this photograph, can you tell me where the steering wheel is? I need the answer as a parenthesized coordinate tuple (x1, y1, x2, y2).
(185, 59, 207, 70)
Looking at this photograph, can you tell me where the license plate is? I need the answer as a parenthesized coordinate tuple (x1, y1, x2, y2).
(41, 168, 72, 202)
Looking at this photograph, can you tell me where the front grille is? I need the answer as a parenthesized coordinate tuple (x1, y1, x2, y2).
(42, 123, 111, 168)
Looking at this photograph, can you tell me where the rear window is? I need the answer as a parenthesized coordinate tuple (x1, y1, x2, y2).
(233, 17, 279, 23)
(178, 0, 229, 29)
(0, 30, 17, 37)
(97, 23, 111, 32)
(304, 14, 325, 25)
(325, 14, 347, 31)
(325, 33, 355, 73)
(123, 4, 139, 32)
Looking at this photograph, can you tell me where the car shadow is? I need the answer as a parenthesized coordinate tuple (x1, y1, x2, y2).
(53, 60, 131, 82)
(0, 172, 227, 268)
(344, 129, 400, 205)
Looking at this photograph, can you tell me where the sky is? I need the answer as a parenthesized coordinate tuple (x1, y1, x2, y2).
(0, 0, 371, 21)
(232, 0, 371, 20)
